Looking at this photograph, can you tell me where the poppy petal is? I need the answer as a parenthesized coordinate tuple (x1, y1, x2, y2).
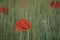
(21, 19, 32, 28)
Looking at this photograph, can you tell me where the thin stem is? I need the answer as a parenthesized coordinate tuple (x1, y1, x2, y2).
(27, 30, 29, 40)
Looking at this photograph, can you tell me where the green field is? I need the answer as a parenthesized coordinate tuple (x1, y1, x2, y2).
(0, 0, 60, 40)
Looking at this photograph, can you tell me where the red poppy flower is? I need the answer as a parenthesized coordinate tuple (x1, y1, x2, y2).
(0, 7, 8, 13)
(50, 1, 60, 9)
(55, 1, 60, 9)
(50, 1, 54, 8)
(15, 19, 32, 32)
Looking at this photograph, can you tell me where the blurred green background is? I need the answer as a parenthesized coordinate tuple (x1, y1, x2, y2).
(0, 0, 60, 40)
